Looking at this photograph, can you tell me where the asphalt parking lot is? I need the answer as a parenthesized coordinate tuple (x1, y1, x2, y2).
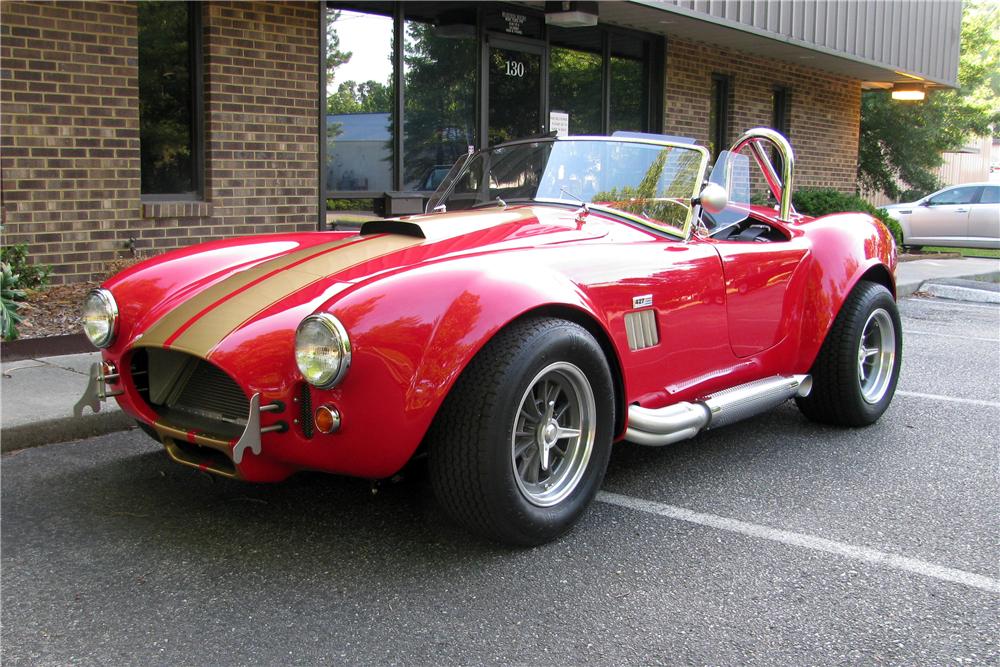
(2, 293, 998, 665)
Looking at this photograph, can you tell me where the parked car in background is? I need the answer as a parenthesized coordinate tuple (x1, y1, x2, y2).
(881, 182, 1000, 250)
(77, 129, 900, 545)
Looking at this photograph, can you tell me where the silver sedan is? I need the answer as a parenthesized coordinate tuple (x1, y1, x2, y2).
(882, 182, 1000, 250)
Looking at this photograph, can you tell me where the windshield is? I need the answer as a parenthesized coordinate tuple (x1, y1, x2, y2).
(703, 149, 752, 232)
(426, 138, 709, 236)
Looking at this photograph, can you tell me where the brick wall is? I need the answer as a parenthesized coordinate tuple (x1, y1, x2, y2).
(1, 1, 140, 283)
(1, 1, 320, 284)
(664, 38, 861, 194)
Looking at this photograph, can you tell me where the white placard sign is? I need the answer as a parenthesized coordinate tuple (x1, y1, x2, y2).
(549, 111, 569, 136)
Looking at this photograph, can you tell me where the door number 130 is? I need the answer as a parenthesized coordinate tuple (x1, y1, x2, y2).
(504, 60, 525, 78)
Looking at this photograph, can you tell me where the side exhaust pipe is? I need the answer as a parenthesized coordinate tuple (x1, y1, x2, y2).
(625, 374, 811, 447)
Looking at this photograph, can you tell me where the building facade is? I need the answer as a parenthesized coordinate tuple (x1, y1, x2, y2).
(1, 0, 961, 284)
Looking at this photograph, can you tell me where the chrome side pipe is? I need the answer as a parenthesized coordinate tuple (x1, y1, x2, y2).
(625, 374, 811, 447)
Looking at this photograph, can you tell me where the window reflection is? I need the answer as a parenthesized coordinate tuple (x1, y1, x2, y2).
(610, 56, 646, 133)
(549, 47, 602, 136)
(403, 20, 476, 191)
(325, 9, 393, 192)
(138, 1, 197, 195)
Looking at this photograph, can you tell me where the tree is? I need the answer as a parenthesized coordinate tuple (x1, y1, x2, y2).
(858, 1, 1000, 199)
(327, 80, 392, 115)
(325, 10, 351, 93)
(400, 23, 476, 185)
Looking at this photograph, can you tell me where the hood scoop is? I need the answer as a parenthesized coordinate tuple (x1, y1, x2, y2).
(361, 219, 426, 238)
(360, 208, 542, 243)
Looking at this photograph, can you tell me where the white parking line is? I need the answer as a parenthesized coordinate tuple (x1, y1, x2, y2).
(905, 330, 1000, 343)
(896, 390, 1000, 408)
(597, 491, 1000, 594)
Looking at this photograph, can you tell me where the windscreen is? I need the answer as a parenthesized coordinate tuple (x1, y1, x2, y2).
(427, 139, 707, 235)
(703, 149, 751, 231)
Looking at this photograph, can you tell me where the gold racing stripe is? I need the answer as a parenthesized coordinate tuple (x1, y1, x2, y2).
(168, 234, 424, 357)
(137, 236, 361, 349)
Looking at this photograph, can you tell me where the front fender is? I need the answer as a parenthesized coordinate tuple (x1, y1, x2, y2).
(314, 251, 614, 474)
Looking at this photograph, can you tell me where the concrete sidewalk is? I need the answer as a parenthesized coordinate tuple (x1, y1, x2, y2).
(2, 255, 997, 452)
(1, 352, 134, 451)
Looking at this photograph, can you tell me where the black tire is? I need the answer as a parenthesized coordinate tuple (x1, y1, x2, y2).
(428, 317, 615, 546)
(904, 245, 922, 253)
(796, 281, 902, 426)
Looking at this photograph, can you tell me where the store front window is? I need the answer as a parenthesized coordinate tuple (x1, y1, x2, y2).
(324, 2, 662, 205)
(403, 18, 477, 190)
(325, 9, 393, 194)
(549, 46, 602, 136)
(488, 43, 543, 145)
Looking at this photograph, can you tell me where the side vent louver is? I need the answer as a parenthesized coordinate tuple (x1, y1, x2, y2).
(624, 309, 659, 351)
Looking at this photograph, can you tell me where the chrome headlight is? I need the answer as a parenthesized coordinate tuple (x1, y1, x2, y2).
(82, 288, 118, 349)
(295, 313, 351, 388)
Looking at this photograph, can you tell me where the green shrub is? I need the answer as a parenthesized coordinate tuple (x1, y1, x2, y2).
(1, 261, 26, 341)
(792, 188, 903, 246)
(0, 240, 51, 340)
(326, 198, 374, 212)
(0, 243, 51, 289)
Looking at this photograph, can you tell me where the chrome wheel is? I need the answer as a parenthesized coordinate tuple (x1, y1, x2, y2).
(858, 308, 896, 404)
(511, 361, 596, 507)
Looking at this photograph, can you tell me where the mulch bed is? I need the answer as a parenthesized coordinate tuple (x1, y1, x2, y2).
(17, 281, 96, 339)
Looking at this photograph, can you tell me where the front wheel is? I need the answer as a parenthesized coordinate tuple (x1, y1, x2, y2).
(796, 281, 902, 426)
(428, 317, 615, 545)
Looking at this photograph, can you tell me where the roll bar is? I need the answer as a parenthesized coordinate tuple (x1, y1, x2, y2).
(728, 128, 795, 222)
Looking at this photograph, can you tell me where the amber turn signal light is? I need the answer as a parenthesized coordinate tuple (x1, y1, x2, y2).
(314, 405, 341, 434)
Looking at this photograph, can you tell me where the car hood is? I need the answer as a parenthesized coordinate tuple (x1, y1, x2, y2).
(112, 205, 609, 360)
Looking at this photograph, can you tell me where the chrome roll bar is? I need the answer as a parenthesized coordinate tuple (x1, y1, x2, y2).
(729, 128, 795, 222)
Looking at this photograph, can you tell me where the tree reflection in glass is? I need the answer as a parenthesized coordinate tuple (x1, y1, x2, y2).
(403, 22, 476, 190)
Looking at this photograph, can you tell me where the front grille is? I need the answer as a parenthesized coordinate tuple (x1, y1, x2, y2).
(132, 348, 249, 439)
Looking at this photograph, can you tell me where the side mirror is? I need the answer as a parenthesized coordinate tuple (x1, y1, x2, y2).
(698, 182, 729, 214)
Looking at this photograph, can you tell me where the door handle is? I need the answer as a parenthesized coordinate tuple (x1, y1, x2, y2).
(954, 208, 969, 213)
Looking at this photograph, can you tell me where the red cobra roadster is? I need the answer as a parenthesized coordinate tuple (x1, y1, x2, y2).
(77, 129, 900, 545)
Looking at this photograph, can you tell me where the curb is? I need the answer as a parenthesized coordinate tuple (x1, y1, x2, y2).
(923, 282, 1000, 304)
(898, 269, 1000, 299)
(1, 410, 136, 453)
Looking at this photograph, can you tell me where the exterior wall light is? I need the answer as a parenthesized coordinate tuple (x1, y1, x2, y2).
(545, 1, 599, 28)
(891, 82, 926, 101)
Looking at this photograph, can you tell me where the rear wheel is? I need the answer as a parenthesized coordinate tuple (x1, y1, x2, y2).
(796, 281, 902, 426)
(428, 317, 614, 545)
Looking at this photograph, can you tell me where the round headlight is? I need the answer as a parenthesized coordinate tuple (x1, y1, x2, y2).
(82, 288, 118, 349)
(295, 313, 351, 388)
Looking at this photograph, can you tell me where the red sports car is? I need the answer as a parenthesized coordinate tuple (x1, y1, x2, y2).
(77, 129, 900, 545)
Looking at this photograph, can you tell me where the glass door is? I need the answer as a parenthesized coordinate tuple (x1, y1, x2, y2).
(487, 39, 544, 145)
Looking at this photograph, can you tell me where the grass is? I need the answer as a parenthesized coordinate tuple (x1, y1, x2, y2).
(919, 246, 1000, 258)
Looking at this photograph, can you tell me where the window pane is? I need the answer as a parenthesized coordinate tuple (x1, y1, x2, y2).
(610, 56, 646, 133)
(326, 9, 394, 193)
(549, 47, 602, 136)
(980, 186, 999, 204)
(138, 1, 195, 195)
(930, 186, 979, 205)
(488, 47, 542, 145)
(708, 76, 729, 160)
(403, 20, 476, 191)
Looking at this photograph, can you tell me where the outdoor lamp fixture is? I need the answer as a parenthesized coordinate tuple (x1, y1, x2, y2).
(891, 81, 926, 101)
(545, 1, 598, 28)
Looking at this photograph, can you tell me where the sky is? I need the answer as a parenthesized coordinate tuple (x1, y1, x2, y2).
(329, 10, 394, 92)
